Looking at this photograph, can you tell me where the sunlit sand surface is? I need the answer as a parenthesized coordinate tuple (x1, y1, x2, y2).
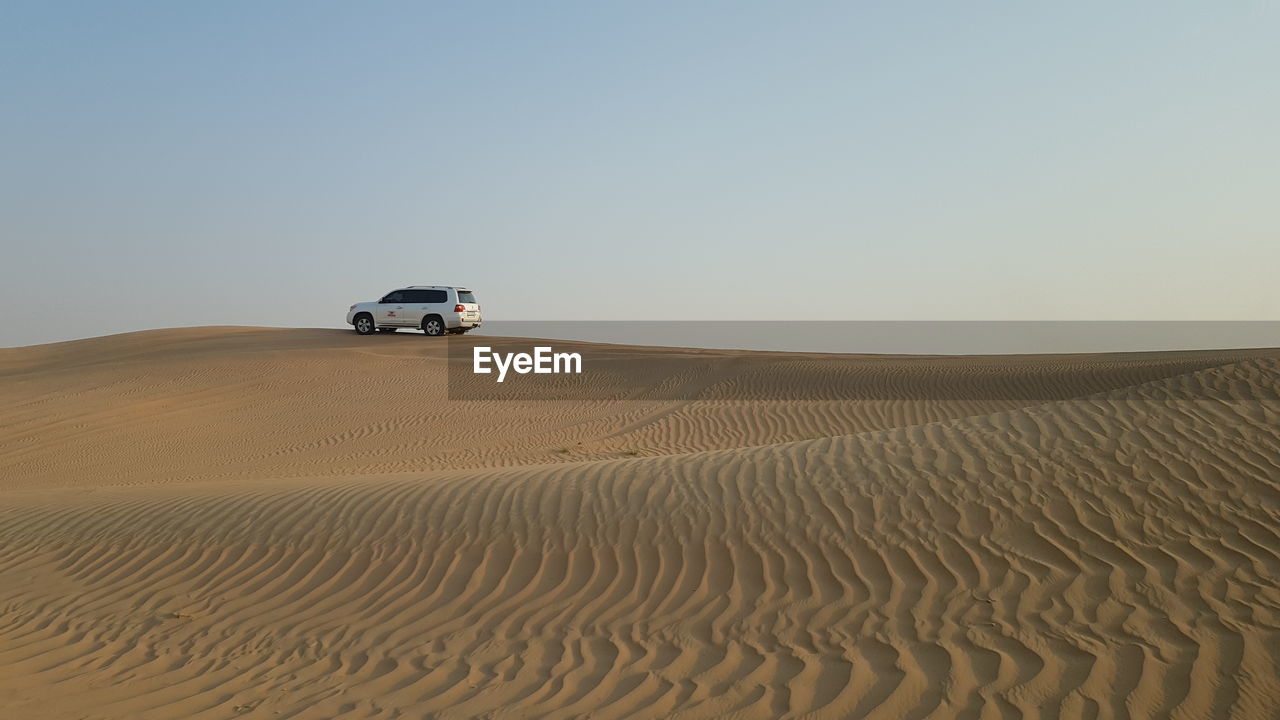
(2, 327, 1277, 718)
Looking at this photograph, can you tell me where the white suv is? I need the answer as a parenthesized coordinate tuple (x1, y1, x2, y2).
(347, 286, 482, 336)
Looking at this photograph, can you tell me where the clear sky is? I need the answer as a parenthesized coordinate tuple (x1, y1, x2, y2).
(2, 1, 1277, 346)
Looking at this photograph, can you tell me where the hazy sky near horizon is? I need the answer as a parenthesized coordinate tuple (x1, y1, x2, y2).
(2, 1, 1278, 346)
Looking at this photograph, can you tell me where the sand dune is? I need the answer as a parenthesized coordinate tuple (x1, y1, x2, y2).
(1, 328, 1277, 718)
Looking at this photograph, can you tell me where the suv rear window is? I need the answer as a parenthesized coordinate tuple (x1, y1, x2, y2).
(404, 289, 448, 303)
(457, 291, 476, 304)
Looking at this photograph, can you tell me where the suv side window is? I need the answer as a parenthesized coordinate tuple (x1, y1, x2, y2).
(406, 289, 447, 303)
(381, 291, 405, 303)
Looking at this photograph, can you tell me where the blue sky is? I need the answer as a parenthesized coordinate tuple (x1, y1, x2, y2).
(2, 1, 1277, 345)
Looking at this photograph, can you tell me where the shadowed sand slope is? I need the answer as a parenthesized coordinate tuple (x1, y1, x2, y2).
(0, 328, 1278, 718)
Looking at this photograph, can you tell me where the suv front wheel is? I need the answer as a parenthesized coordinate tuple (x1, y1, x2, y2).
(354, 313, 375, 335)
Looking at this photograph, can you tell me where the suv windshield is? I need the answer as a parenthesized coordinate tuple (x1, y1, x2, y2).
(458, 291, 477, 304)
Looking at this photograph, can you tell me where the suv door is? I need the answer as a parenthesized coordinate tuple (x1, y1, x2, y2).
(398, 290, 429, 328)
(400, 289, 448, 329)
(376, 290, 409, 326)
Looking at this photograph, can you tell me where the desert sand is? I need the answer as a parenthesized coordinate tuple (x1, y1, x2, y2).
(1, 326, 1277, 719)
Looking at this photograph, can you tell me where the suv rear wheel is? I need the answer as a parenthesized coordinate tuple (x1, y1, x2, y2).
(354, 313, 375, 335)
(422, 315, 445, 336)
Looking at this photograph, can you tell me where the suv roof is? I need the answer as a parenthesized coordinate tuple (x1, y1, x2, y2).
(403, 285, 469, 290)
